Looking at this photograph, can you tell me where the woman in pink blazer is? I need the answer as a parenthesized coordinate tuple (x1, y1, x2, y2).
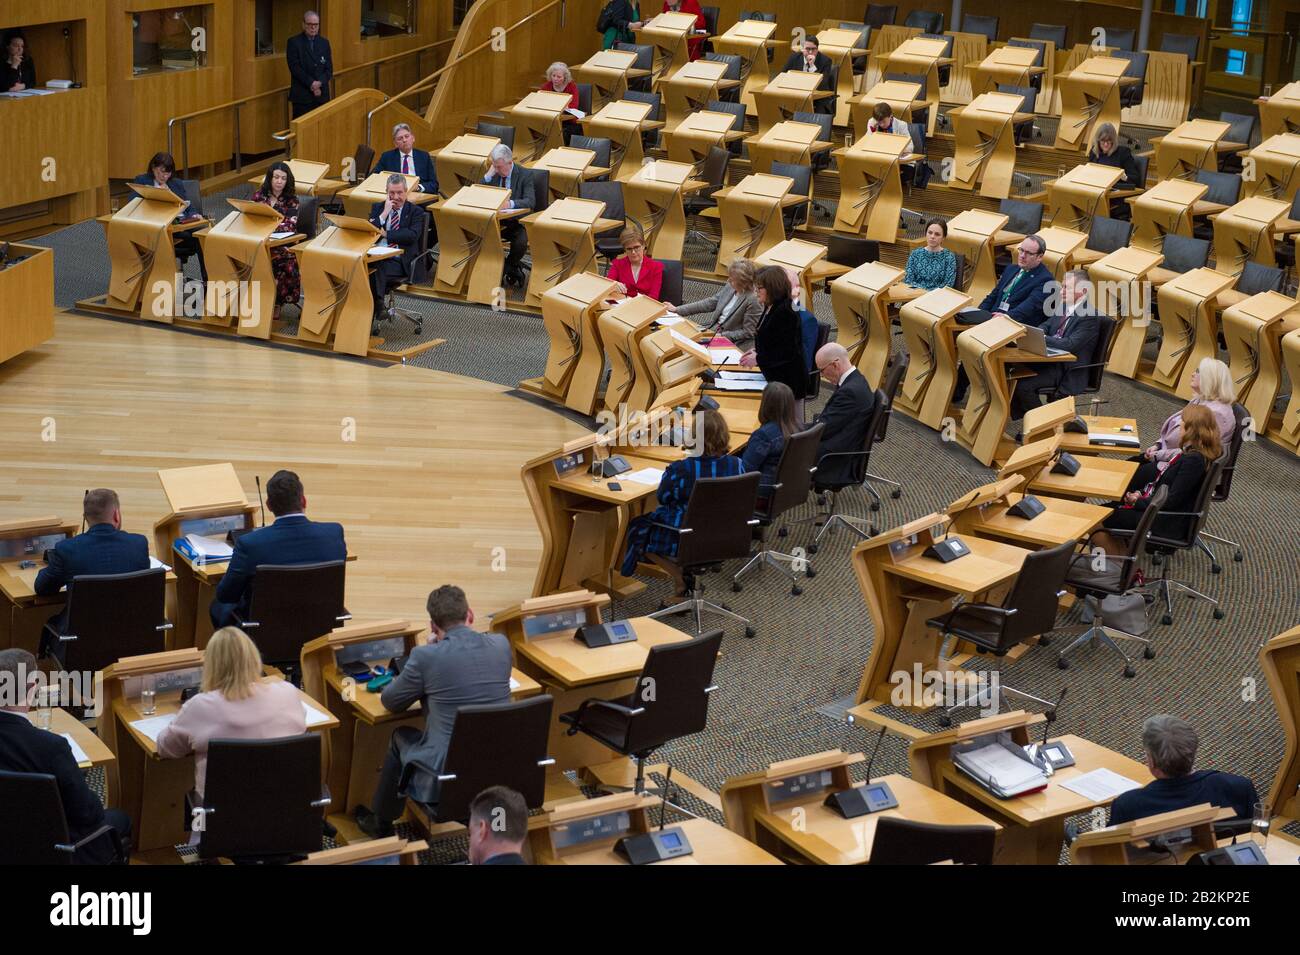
(607, 228, 664, 300)
(157, 627, 307, 800)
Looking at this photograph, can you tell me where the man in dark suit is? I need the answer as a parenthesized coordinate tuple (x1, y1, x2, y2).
(35, 489, 150, 660)
(483, 144, 538, 288)
(782, 36, 835, 115)
(374, 122, 439, 195)
(0, 649, 131, 863)
(207, 470, 347, 629)
(353, 585, 513, 838)
(467, 785, 529, 865)
(285, 10, 332, 118)
(1010, 269, 1102, 419)
(958, 235, 1055, 326)
(367, 174, 423, 326)
(812, 342, 876, 486)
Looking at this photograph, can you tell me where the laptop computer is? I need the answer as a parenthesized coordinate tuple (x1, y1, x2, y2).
(1013, 323, 1069, 358)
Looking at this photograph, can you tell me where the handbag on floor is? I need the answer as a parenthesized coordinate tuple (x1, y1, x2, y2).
(1099, 591, 1149, 635)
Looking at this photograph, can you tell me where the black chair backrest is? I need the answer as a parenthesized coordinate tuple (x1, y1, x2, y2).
(806, 320, 833, 397)
(770, 161, 812, 228)
(353, 143, 376, 181)
(198, 734, 323, 861)
(1195, 168, 1242, 205)
(961, 15, 998, 41)
(952, 251, 967, 292)
(1115, 51, 1148, 104)
(1161, 233, 1211, 272)
(435, 695, 554, 823)
(1000, 539, 1077, 645)
(530, 168, 551, 213)
(838, 23, 872, 52)
(1215, 403, 1249, 501)
(706, 98, 748, 154)
(876, 355, 909, 440)
(476, 121, 515, 150)
(297, 196, 318, 238)
(0, 771, 79, 864)
(1104, 485, 1169, 591)
(1006, 38, 1047, 69)
(179, 179, 203, 217)
(766, 423, 825, 518)
(905, 121, 926, 160)
(660, 258, 684, 305)
(677, 471, 762, 567)
(1084, 315, 1116, 392)
(1149, 456, 1225, 548)
(1237, 261, 1283, 295)
(1219, 110, 1256, 146)
(579, 179, 625, 220)
(700, 5, 720, 35)
(904, 10, 942, 34)
(243, 561, 347, 666)
(792, 110, 833, 144)
(700, 145, 730, 191)
(570, 134, 613, 171)
(409, 204, 431, 283)
(1029, 23, 1068, 48)
(703, 51, 742, 82)
(869, 816, 997, 864)
(739, 10, 776, 22)
(1087, 216, 1132, 253)
(1291, 189, 1300, 222)
(996, 83, 1038, 120)
(1160, 33, 1199, 59)
(622, 630, 724, 756)
(621, 89, 661, 120)
(1102, 27, 1136, 51)
(1133, 153, 1150, 187)
(1000, 197, 1044, 235)
(825, 388, 890, 486)
(614, 43, 655, 72)
(576, 82, 593, 115)
(61, 568, 168, 673)
(826, 234, 880, 268)
(864, 4, 897, 29)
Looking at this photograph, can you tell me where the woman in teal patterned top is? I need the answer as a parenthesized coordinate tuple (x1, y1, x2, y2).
(903, 219, 958, 290)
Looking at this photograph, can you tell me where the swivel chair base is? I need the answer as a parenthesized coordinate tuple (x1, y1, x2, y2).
(732, 543, 813, 594)
(1057, 623, 1154, 679)
(651, 577, 756, 638)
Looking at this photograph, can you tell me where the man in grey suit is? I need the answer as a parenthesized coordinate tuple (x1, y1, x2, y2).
(667, 258, 764, 351)
(353, 585, 513, 838)
(483, 144, 537, 289)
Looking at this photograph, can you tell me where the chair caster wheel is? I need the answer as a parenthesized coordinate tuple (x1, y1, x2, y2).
(732, 581, 742, 592)
(890, 490, 901, 499)
(1233, 551, 1243, 562)
(805, 566, 817, 578)
(808, 543, 819, 554)
(1212, 608, 1225, 620)
(721, 603, 732, 611)
(791, 585, 802, 596)
(1123, 665, 1137, 679)
(1037, 635, 1051, 647)
(1143, 646, 1156, 659)
(870, 502, 880, 512)
(1161, 613, 1172, 625)
(937, 714, 952, 727)
(815, 494, 826, 506)
(778, 527, 788, 538)
(744, 627, 756, 639)
(1057, 657, 1069, 669)
(1211, 564, 1222, 574)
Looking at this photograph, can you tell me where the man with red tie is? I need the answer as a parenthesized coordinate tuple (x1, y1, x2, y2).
(1010, 269, 1102, 419)
(375, 123, 439, 252)
(368, 175, 423, 328)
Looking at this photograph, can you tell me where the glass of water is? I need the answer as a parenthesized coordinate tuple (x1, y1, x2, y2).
(35, 686, 53, 731)
(1252, 801, 1270, 845)
(140, 673, 157, 716)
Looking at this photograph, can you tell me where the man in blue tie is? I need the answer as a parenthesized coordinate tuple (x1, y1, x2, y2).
(482, 144, 537, 289)
(1009, 269, 1101, 419)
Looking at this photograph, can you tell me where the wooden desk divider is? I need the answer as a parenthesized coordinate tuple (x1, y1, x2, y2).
(276, 160, 332, 195)
(522, 197, 618, 309)
(1262, 625, 1300, 819)
(884, 36, 952, 136)
(665, 111, 743, 171)
(1007, 36, 1060, 117)
(1281, 328, 1300, 453)
(660, 59, 734, 129)
(293, 213, 384, 356)
(831, 261, 906, 388)
(715, 173, 796, 274)
(623, 160, 706, 262)
(712, 19, 778, 114)
(1002, 433, 1138, 502)
(940, 31, 989, 106)
(583, 100, 656, 182)
(575, 49, 642, 112)
(862, 24, 922, 91)
(1245, 133, 1300, 201)
(520, 272, 621, 414)
(1150, 267, 1237, 396)
(507, 90, 575, 164)
(340, 171, 423, 219)
(197, 199, 284, 338)
(1212, 197, 1291, 275)
(641, 326, 711, 408)
(753, 71, 828, 138)
(299, 835, 427, 865)
(1224, 292, 1300, 434)
(104, 183, 187, 320)
(755, 237, 829, 315)
(1123, 49, 1199, 130)
(1020, 396, 1080, 444)
(1048, 163, 1125, 233)
(1257, 81, 1300, 140)
(746, 121, 833, 177)
(720, 749, 863, 842)
(153, 463, 256, 651)
(1155, 119, 1231, 182)
(1129, 179, 1207, 252)
(638, 11, 702, 83)
(955, 315, 1028, 466)
(850, 79, 923, 142)
(895, 286, 969, 428)
(833, 131, 912, 238)
(969, 46, 1044, 101)
(435, 134, 500, 201)
(815, 28, 870, 126)
(945, 209, 1009, 305)
(0, 517, 75, 655)
(431, 184, 511, 304)
(949, 92, 1029, 199)
(0, 244, 54, 364)
(1054, 56, 1128, 152)
(599, 295, 668, 413)
(1036, 226, 1089, 281)
(1021, 395, 1141, 459)
(1070, 804, 1222, 865)
(529, 147, 602, 204)
(997, 434, 1061, 491)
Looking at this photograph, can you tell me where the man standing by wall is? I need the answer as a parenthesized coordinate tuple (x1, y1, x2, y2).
(286, 11, 333, 118)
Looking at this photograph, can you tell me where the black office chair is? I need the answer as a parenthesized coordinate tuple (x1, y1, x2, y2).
(739, 10, 776, 22)
(561, 629, 723, 795)
(1192, 170, 1242, 241)
(0, 771, 127, 865)
(1218, 111, 1257, 173)
(868, 816, 997, 864)
(296, 196, 319, 239)
(903, 10, 942, 34)
(411, 696, 554, 824)
(232, 560, 350, 683)
(190, 735, 328, 863)
(838, 23, 872, 75)
(1036, 314, 1117, 412)
(927, 539, 1077, 725)
(614, 43, 656, 92)
(733, 424, 825, 594)
(375, 204, 428, 337)
(580, 180, 627, 262)
(575, 82, 594, 116)
(703, 52, 743, 103)
(700, 5, 720, 46)
(1115, 50, 1148, 111)
(1195, 403, 1248, 572)
(918, 33, 954, 91)
(1142, 455, 1228, 627)
(475, 121, 515, 150)
(996, 84, 1039, 143)
(1083, 216, 1132, 255)
(622, 88, 663, 149)
(951, 251, 968, 292)
(823, 234, 879, 292)
(643, 471, 762, 637)
(864, 4, 897, 29)
(1101, 27, 1136, 52)
(804, 319, 834, 402)
(1275, 191, 1300, 272)
(707, 98, 748, 157)
(801, 386, 891, 550)
(570, 134, 613, 179)
(961, 15, 999, 42)
(1161, 232, 1212, 272)
(1058, 486, 1167, 676)
(996, 198, 1045, 269)
(770, 160, 813, 233)
(1235, 260, 1285, 295)
(1160, 34, 1199, 60)
(40, 568, 170, 676)
(792, 110, 834, 174)
(683, 145, 728, 253)
(659, 258, 685, 306)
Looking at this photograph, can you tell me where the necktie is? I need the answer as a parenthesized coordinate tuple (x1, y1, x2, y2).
(1055, 308, 1070, 337)
(1003, 269, 1026, 301)
(402, 153, 411, 175)
(389, 207, 399, 232)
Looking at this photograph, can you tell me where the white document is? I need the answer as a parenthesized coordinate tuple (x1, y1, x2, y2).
(711, 377, 766, 391)
(61, 733, 91, 765)
(1088, 432, 1140, 447)
(149, 556, 173, 572)
(1059, 767, 1145, 802)
(957, 742, 1044, 791)
(565, 107, 586, 120)
(368, 246, 396, 256)
(623, 467, 666, 486)
(129, 713, 177, 743)
(669, 329, 704, 350)
(656, 313, 686, 326)
(717, 370, 766, 381)
(710, 348, 743, 364)
(184, 534, 232, 560)
(270, 231, 295, 239)
(301, 700, 332, 727)
(509, 677, 521, 691)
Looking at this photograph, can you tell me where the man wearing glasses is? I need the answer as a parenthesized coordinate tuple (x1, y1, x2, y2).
(957, 234, 1054, 326)
(286, 11, 333, 118)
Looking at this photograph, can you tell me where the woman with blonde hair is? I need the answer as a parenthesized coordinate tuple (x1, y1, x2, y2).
(157, 627, 306, 798)
(669, 258, 763, 350)
(1088, 122, 1141, 217)
(545, 61, 582, 142)
(1127, 357, 1236, 492)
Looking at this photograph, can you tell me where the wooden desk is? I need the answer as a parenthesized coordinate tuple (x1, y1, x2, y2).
(521, 197, 621, 309)
(338, 172, 437, 220)
(752, 71, 831, 139)
(746, 120, 833, 177)
(1147, 267, 1236, 397)
(816, 28, 869, 127)
(949, 92, 1033, 199)
(660, 59, 737, 129)
(1054, 56, 1128, 152)
(711, 19, 779, 114)
(832, 131, 914, 239)
(622, 160, 706, 262)
(1128, 179, 1207, 254)
(1212, 196, 1291, 276)
(1036, 226, 1088, 280)
(505, 90, 574, 164)
(1224, 292, 1300, 439)
(528, 147, 607, 205)
(884, 37, 953, 136)
(945, 476, 1109, 550)
(713, 173, 800, 273)
(1257, 81, 1300, 140)
(831, 261, 906, 389)
(575, 49, 645, 113)
(894, 286, 969, 429)
(969, 46, 1044, 100)
(1153, 119, 1233, 182)
(1048, 163, 1126, 236)
(434, 134, 499, 201)
(0, 517, 75, 654)
(849, 79, 923, 142)
(0, 245, 54, 364)
(1000, 435, 1138, 503)
(583, 100, 657, 182)
(1088, 245, 1163, 379)
(636, 11, 703, 85)
(1262, 625, 1300, 820)
(945, 209, 1009, 306)
(1057, 415, 1143, 457)
(26, 708, 116, 771)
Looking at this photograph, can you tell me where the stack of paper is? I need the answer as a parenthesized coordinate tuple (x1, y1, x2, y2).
(129, 713, 177, 743)
(710, 348, 743, 364)
(1059, 767, 1144, 802)
(61, 733, 91, 765)
(953, 740, 1049, 798)
(179, 534, 233, 562)
(622, 467, 666, 486)
(712, 370, 767, 391)
(1088, 432, 1140, 448)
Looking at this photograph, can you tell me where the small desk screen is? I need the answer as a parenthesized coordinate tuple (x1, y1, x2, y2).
(659, 831, 682, 849)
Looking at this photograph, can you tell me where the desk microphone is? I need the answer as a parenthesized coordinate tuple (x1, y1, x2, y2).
(824, 725, 899, 818)
(1027, 687, 1075, 773)
(255, 475, 266, 526)
(80, 489, 89, 533)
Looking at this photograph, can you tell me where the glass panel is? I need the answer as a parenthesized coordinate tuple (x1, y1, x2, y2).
(132, 6, 210, 75)
(454, 0, 478, 26)
(362, 0, 416, 38)
(254, 0, 317, 57)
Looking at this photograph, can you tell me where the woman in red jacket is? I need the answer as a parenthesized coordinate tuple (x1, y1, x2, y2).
(662, 0, 706, 61)
(545, 62, 582, 144)
(607, 228, 664, 300)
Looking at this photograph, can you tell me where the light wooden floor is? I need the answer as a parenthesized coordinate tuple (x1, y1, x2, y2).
(0, 314, 587, 625)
